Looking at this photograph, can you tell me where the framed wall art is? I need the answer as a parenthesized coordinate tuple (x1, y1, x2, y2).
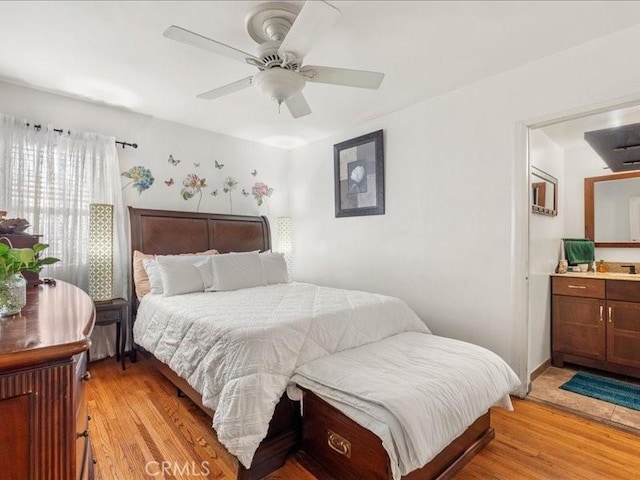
(333, 129, 384, 217)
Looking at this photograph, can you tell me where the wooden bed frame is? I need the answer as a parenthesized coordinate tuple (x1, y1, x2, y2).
(128, 207, 494, 480)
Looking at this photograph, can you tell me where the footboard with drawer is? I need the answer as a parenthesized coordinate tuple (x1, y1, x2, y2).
(297, 390, 494, 480)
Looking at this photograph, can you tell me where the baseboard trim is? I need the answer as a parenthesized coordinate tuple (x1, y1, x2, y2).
(527, 358, 551, 394)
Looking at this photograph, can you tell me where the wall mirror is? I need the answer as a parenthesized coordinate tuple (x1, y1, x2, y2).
(585, 170, 640, 247)
(531, 167, 558, 216)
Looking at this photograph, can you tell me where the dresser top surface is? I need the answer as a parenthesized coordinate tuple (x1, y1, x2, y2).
(551, 272, 640, 282)
(0, 280, 95, 370)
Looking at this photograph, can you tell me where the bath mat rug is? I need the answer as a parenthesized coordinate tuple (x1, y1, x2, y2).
(560, 371, 640, 411)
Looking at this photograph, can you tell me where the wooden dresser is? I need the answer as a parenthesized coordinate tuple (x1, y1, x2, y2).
(551, 273, 640, 378)
(0, 280, 95, 480)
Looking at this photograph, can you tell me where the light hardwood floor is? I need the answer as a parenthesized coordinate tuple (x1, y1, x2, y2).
(88, 358, 640, 480)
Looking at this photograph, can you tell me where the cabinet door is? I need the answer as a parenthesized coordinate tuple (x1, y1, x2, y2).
(552, 295, 606, 360)
(606, 300, 640, 369)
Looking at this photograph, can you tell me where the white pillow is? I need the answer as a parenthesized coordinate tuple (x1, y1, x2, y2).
(260, 251, 290, 284)
(156, 255, 212, 296)
(194, 257, 215, 290)
(142, 258, 164, 295)
(207, 251, 266, 292)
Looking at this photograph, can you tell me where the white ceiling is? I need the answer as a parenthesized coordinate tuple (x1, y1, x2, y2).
(1, 1, 640, 149)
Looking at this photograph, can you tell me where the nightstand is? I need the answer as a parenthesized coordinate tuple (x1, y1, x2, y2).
(93, 298, 129, 370)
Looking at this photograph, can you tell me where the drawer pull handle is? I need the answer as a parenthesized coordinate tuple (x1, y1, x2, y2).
(568, 285, 587, 289)
(77, 429, 89, 438)
(609, 307, 613, 324)
(327, 430, 351, 459)
(599, 305, 604, 322)
(82, 371, 91, 381)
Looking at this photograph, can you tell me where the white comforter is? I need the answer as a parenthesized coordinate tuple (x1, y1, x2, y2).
(290, 332, 521, 480)
(133, 282, 428, 467)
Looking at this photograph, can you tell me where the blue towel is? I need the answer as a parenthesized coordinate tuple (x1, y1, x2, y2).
(564, 239, 595, 265)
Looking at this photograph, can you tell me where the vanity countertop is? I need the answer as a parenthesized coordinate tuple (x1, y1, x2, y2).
(551, 272, 640, 282)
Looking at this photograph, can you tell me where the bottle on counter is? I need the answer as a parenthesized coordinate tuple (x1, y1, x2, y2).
(557, 259, 568, 274)
(556, 240, 568, 274)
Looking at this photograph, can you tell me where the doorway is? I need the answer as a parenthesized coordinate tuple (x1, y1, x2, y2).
(525, 100, 640, 430)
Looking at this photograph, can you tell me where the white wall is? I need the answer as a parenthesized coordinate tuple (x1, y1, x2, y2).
(289, 23, 640, 392)
(0, 81, 291, 240)
(0, 80, 292, 360)
(528, 130, 565, 374)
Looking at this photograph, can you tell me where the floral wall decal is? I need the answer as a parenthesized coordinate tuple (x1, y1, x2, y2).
(164, 178, 174, 187)
(168, 154, 181, 166)
(223, 176, 238, 213)
(251, 169, 258, 177)
(215, 160, 224, 170)
(252, 181, 274, 215)
(181, 173, 207, 211)
(241, 188, 250, 197)
(122, 166, 154, 194)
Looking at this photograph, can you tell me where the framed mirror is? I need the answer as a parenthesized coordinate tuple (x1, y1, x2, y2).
(531, 167, 558, 216)
(585, 170, 640, 247)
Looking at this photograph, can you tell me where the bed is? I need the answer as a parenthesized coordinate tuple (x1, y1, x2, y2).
(128, 207, 516, 480)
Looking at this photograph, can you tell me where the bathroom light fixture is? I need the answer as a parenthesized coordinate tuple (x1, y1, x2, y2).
(613, 144, 640, 152)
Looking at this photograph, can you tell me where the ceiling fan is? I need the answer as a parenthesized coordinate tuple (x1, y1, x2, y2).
(163, 1, 385, 119)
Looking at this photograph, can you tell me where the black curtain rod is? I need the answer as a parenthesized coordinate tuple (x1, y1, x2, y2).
(26, 123, 138, 150)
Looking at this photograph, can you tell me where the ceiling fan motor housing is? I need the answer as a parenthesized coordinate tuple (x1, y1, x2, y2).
(258, 41, 299, 70)
(253, 68, 305, 104)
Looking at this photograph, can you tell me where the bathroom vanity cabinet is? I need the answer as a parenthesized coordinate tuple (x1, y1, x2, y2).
(552, 274, 640, 377)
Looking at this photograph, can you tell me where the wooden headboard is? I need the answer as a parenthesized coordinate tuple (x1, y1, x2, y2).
(128, 207, 271, 308)
(129, 207, 271, 255)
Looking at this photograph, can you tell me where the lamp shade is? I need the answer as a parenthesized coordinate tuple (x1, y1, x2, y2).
(277, 216, 293, 275)
(89, 203, 114, 301)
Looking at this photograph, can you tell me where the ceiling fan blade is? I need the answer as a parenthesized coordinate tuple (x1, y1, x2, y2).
(285, 91, 312, 119)
(164, 25, 261, 65)
(301, 65, 384, 89)
(278, 1, 340, 61)
(196, 77, 253, 100)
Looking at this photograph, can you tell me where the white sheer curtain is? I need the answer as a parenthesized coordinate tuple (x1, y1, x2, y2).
(0, 114, 128, 360)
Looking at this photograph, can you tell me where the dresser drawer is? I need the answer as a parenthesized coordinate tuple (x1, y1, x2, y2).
(75, 353, 90, 480)
(552, 277, 605, 299)
(95, 308, 121, 324)
(299, 390, 389, 480)
(74, 352, 90, 416)
(76, 412, 90, 480)
(607, 280, 640, 302)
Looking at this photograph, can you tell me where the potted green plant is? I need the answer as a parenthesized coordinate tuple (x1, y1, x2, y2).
(0, 242, 59, 317)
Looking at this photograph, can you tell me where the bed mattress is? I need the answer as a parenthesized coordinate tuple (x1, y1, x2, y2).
(133, 282, 429, 467)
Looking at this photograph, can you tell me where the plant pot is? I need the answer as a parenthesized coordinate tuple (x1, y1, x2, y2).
(0, 273, 27, 317)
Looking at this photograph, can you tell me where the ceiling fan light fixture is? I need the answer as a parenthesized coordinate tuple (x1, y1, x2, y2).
(253, 68, 306, 105)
